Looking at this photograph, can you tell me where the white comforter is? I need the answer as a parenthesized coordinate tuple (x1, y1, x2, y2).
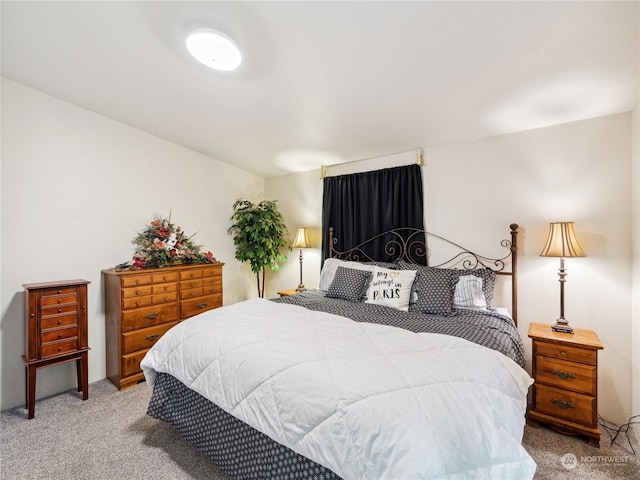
(141, 298, 536, 479)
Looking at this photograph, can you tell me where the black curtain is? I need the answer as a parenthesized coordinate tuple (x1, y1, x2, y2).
(322, 164, 426, 264)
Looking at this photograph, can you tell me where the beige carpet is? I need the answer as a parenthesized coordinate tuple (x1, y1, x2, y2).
(1, 379, 638, 479)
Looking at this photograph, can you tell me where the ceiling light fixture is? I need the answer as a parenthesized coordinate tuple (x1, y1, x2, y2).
(186, 30, 242, 71)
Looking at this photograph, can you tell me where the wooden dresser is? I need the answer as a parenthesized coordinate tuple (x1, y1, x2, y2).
(23, 279, 90, 419)
(527, 322, 603, 446)
(103, 263, 223, 389)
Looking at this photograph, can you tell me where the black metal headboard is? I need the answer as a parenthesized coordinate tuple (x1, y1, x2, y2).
(328, 224, 519, 325)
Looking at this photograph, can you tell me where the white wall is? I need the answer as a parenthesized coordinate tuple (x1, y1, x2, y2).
(632, 100, 640, 434)
(266, 112, 634, 425)
(0, 78, 264, 411)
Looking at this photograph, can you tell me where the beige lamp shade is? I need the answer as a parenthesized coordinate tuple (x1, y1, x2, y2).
(292, 227, 310, 249)
(540, 222, 586, 258)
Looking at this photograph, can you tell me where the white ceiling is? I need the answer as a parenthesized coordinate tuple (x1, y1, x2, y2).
(2, 1, 638, 177)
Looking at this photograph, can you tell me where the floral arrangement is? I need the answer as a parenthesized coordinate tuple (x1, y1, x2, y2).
(117, 214, 217, 270)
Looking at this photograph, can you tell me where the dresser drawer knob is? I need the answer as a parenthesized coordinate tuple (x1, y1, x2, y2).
(163, 276, 168, 281)
(136, 279, 141, 285)
(560, 351, 567, 357)
(58, 346, 62, 352)
(164, 296, 170, 302)
(551, 398, 575, 409)
(58, 308, 62, 313)
(145, 312, 159, 320)
(135, 301, 141, 307)
(58, 333, 63, 338)
(146, 334, 160, 342)
(135, 290, 142, 296)
(58, 290, 62, 294)
(57, 320, 62, 325)
(197, 302, 209, 309)
(552, 369, 575, 380)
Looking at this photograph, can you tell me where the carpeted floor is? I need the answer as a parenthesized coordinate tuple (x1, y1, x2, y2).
(1, 379, 638, 479)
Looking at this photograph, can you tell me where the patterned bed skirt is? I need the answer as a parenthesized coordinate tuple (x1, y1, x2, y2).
(147, 372, 341, 480)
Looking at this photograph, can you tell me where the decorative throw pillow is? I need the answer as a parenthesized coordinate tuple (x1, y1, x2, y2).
(451, 268, 496, 305)
(326, 266, 372, 302)
(453, 275, 487, 310)
(405, 265, 455, 315)
(365, 266, 416, 312)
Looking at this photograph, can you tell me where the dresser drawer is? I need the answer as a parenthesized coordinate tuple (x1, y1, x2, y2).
(121, 304, 178, 332)
(202, 275, 222, 287)
(181, 286, 204, 299)
(41, 338, 79, 358)
(180, 269, 203, 280)
(121, 274, 153, 288)
(203, 284, 222, 295)
(122, 295, 152, 310)
(122, 285, 152, 298)
(152, 271, 178, 283)
(152, 292, 177, 305)
(181, 278, 203, 290)
(42, 325, 78, 343)
(180, 294, 222, 319)
(534, 384, 595, 426)
(122, 322, 177, 355)
(152, 282, 177, 294)
(122, 349, 149, 378)
(535, 356, 596, 395)
(41, 313, 78, 330)
(534, 341, 597, 365)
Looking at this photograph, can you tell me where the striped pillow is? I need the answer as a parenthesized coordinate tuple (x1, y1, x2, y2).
(453, 275, 487, 310)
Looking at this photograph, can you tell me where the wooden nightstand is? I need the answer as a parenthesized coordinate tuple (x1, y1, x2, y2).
(277, 289, 300, 297)
(527, 322, 603, 447)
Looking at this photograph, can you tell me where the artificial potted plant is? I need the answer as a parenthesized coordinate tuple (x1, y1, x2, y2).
(228, 199, 290, 297)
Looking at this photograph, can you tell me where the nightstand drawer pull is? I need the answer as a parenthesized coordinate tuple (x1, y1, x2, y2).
(145, 312, 159, 320)
(145, 334, 159, 342)
(551, 398, 575, 409)
(560, 351, 567, 357)
(552, 369, 575, 380)
(197, 302, 209, 309)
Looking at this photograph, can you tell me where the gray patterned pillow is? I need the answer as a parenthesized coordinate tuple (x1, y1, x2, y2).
(326, 266, 372, 302)
(398, 262, 454, 315)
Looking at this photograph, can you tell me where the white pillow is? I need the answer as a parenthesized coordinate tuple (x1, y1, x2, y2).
(365, 266, 416, 312)
(453, 275, 487, 310)
(318, 258, 378, 291)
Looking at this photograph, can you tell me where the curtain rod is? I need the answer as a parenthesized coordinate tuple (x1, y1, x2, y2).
(320, 148, 424, 179)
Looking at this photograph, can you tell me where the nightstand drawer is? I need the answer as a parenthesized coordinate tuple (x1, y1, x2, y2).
(535, 341, 597, 365)
(535, 356, 596, 395)
(534, 384, 596, 426)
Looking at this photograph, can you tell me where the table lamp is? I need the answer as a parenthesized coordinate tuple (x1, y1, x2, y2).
(540, 221, 586, 334)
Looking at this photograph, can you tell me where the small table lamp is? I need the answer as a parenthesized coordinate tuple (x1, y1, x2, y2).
(540, 221, 586, 334)
(292, 227, 310, 291)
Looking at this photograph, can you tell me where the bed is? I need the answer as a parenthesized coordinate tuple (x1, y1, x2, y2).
(141, 224, 536, 479)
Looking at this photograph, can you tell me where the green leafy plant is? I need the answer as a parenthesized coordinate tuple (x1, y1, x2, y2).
(228, 199, 290, 297)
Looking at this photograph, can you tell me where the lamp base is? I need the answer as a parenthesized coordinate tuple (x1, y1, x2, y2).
(551, 322, 574, 334)
(296, 286, 306, 292)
